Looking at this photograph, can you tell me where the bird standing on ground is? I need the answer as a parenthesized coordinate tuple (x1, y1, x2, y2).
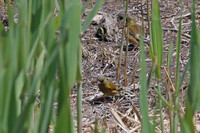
(97, 76, 121, 96)
(122, 16, 142, 52)
(125, 16, 142, 45)
(123, 15, 149, 51)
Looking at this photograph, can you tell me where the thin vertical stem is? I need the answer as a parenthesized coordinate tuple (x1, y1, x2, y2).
(158, 81, 164, 133)
(77, 83, 82, 133)
(117, 0, 129, 83)
(124, 18, 129, 86)
(146, 0, 151, 34)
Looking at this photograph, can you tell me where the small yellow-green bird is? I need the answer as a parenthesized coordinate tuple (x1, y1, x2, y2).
(97, 76, 121, 96)
(125, 16, 142, 45)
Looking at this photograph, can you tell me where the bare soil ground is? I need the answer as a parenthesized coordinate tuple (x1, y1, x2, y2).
(1, 0, 200, 132)
(79, 0, 200, 132)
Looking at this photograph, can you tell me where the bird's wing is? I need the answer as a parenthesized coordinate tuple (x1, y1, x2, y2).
(106, 82, 120, 91)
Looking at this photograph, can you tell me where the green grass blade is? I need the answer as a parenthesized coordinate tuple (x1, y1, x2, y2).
(175, 17, 182, 94)
(37, 84, 56, 133)
(188, 0, 200, 114)
(31, 0, 42, 34)
(77, 17, 82, 132)
(139, 34, 152, 133)
(55, 0, 81, 132)
(13, 46, 46, 133)
(150, 0, 163, 79)
(180, 97, 195, 133)
(95, 119, 99, 133)
(174, 15, 182, 133)
(167, 42, 173, 68)
(154, 88, 176, 113)
(81, 0, 104, 33)
(178, 59, 190, 89)
(77, 83, 82, 133)
(81, 0, 92, 14)
(180, 1, 199, 132)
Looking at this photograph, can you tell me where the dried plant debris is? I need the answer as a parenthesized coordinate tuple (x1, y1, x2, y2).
(80, 0, 200, 132)
(1, 0, 200, 132)
(92, 14, 119, 42)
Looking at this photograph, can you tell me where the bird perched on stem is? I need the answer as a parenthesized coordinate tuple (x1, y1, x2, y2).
(97, 76, 121, 96)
